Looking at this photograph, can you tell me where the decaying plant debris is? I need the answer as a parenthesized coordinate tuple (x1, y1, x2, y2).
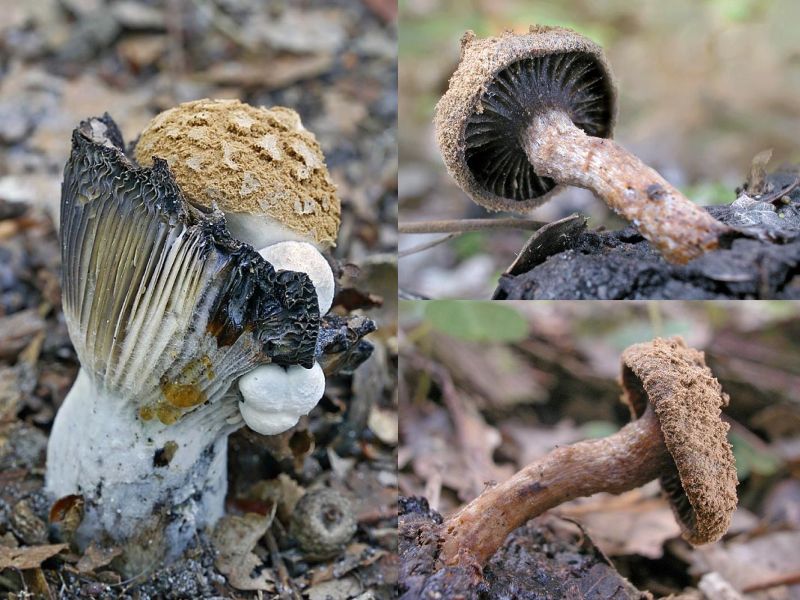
(399, 497, 647, 599)
(399, 303, 800, 598)
(494, 168, 800, 300)
(0, 0, 398, 597)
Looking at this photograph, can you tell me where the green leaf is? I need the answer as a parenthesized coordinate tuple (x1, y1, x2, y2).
(451, 232, 487, 260)
(729, 431, 782, 480)
(581, 421, 619, 440)
(423, 301, 528, 343)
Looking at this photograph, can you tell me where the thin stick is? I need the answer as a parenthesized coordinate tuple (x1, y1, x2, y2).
(399, 218, 548, 234)
(759, 176, 800, 205)
(399, 234, 459, 258)
(742, 570, 800, 592)
(265, 528, 300, 600)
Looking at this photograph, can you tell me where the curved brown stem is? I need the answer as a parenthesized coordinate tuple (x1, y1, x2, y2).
(438, 408, 672, 567)
(524, 110, 731, 265)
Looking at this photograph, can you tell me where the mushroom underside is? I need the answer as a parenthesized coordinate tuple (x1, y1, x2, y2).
(61, 115, 322, 418)
(464, 51, 614, 201)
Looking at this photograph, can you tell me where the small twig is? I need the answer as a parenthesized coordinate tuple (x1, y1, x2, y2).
(265, 528, 299, 600)
(742, 570, 800, 593)
(399, 233, 459, 258)
(399, 218, 548, 234)
(759, 176, 800, 205)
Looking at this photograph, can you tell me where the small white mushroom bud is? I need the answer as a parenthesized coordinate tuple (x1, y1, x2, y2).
(258, 241, 335, 314)
(238, 361, 326, 435)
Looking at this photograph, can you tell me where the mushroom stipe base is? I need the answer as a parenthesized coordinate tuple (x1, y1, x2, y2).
(399, 498, 644, 599)
(47, 369, 235, 576)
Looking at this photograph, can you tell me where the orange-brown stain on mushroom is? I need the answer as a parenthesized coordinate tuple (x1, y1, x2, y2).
(139, 356, 215, 425)
(161, 382, 206, 409)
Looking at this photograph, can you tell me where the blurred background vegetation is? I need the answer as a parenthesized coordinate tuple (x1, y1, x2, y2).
(399, 300, 800, 594)
(399, 0, 800, 298)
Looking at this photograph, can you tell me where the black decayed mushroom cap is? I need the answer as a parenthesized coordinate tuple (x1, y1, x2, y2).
(61, 115, 321, 421)
(620, 337, 738, 545)
(435, 26, 617, 212)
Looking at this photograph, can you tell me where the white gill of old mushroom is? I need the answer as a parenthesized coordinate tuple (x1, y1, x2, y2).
(47, 116, 322, 572)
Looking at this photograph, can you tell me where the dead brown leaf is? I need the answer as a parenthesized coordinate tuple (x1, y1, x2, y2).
(76, 542, 121, 573)
(202, 54, 334, 90)
(691, 530, 800, 594)
(0, 544, 67, 570)
(368, 406, 398, 446)
(558, 488, 681, 559)
(0, 309, 45, 361)
(746, 149, 774, 196)
(431, 337, 547, 409)
(212, 512, 275, 592)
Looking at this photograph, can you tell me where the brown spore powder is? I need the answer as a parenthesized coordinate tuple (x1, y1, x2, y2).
(134, 99, 340, 247)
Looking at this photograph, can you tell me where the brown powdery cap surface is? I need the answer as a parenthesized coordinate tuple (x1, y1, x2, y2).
(620, 337, 738, 545)
(134, 99, 340, 247)
(434, 26, 616, 213)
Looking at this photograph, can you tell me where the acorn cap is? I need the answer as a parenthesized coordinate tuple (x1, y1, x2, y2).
(620, 337, 738, 544)
(290, 488, 357, 561)
(134, 99, 340, 247)
(435, 26, 617, 212)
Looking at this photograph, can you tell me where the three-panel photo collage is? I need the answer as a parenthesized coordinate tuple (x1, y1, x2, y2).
(0, 1, 798, 598)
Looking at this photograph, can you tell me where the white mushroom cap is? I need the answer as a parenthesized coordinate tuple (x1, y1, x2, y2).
(258, 241, 335, 314)
(238, 362, 326, 435)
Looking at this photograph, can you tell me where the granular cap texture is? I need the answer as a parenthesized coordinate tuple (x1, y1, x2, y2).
(620, 337, 738, 544)
(435, 26, 616, 212)
(134, 99, 340, 247)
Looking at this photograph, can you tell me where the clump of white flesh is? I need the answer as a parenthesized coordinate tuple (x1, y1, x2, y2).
(258, 241, 335, 314)
(226, 213, 317, 253)
(238, 361, 326, 435)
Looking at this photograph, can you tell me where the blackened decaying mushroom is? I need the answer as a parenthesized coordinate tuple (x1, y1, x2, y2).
(47, 115, 374, 574)
(131, 99, 342, 436)
(437, 337, 737, 567)
(435, 27, 732, 264)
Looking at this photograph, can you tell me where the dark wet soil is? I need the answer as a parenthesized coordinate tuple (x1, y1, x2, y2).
(399, 497, 647, 600)
(495, 169, 800, 300)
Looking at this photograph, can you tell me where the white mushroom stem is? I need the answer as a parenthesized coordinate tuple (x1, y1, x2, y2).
(258, 241, 335, 314)
(225, 214, 318, 251)
(238, 361, 326, 435)
(46, 369, 241, 573)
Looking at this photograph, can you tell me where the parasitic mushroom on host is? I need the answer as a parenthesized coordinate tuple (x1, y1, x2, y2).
(135, 98, 342, 444)
(435, 27, 732, 264)
(47, 113, 374, 574)
(134, 98, 341, 250)
(437, 337, 738, 567)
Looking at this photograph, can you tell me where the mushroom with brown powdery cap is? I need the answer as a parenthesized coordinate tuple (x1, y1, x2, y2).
(437, 337, 737, 567)
(46, 115, 373, 576)
(435, 27, 731, 264)
(134, 98, 341, 249)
